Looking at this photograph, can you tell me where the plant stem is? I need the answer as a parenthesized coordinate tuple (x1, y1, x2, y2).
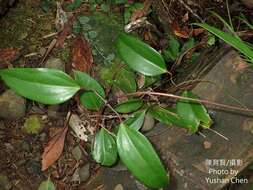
(93, 91, 122, 122)
(121, 91, 253, 114)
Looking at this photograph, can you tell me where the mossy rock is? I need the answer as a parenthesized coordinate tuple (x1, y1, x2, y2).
(23, 115, 44, 135)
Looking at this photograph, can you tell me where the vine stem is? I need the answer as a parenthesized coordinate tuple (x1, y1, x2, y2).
(93, 91, 123, 123)
(121, 91, 253, 114)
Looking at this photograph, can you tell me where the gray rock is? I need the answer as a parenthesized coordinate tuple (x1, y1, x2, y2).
(0, 174, 11, 190)
(79, 163, 90, 182)
(45, 58, 65, 71)
(72, 145, 83, 161)
(141, 113, 155, 132)
(0, 90, 26, 120)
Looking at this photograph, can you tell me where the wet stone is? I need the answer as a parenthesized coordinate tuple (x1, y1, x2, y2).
(141, 113, 155, 132)
(0, 90, 26, 120)
(45, 57, 65, 71)
(79, 163, 90, 182)
(72, 145, 83, 161)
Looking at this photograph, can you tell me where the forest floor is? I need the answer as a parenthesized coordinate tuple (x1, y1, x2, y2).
(0, 0, 253, 190)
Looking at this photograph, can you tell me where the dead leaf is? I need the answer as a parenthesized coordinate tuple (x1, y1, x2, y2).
(130, 0, 151, 22)
(171, 20, 189, 39)
(55, 2, 68, 32)
(41, 126, 68, 171)
(68, 113, 89, 141)
(0, 48, 20, 68)
(71, 35, 93, 73)
(182, 12, 189, 23)
(192, 28, 205, 36)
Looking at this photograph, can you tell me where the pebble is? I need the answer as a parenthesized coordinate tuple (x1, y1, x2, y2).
(114, 184, 124, 190)
(72, 145, 83, 161)
(79, 163, 90, 182)
(203, 141, 212, 149)
(45, 58, 65, 71)
(39, 132, 47, 142)
(0, 90, 26, 120)
(141, 113, 155, 132)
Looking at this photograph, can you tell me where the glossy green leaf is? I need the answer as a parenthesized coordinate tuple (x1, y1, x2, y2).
(123, 110, 146, 130)
(117, 124, 169, 188)
(116, 33, 167, 76)
(0, 68, 80, 104)
(149, 106, 189, 128)
(181, 38, 195, 52)
(38, 178, 55, 190)
(195, 23, 253, 65)
(92, 128, 118, 166)
(114, 99, 143, 113)
(74, 71, 105, 110)
(114, 68, 136, 93)
(74, 70, 105, 97)
(67, 0, 82, 10)
(163, 36, 180, 61)
(80, 91, 104, 111)
(176, 91, 212, 132)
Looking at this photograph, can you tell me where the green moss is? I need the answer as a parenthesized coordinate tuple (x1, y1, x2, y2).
(23, 115, 44, 135)
(0, 3, 54, 49)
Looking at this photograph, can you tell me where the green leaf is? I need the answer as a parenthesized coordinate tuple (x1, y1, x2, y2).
(124, 110, 146, 130)
(79, 91, 104, 111)
(176, 91, 213, 132)
(0, 68, 80, 104)
(195, 23, 253, 65)
(181, 38, 195, 52)
(66, 0, 82, 10)
(74, 71, 105, 97)
(38, 178, 55, 190)
(117, 124, 169, 188)
(163, 36, 180, 61)
(116, 33, 167, 76)
(114, 99, 143, 113)
(114, 67, 136, 93)
(92, 128, 118, 166)
(74, 71, 105, 110)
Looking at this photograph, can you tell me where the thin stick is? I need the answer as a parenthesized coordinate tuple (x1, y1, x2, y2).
(121, 91, 253, 113)
(226, 0, 234, 32)
(206, 128, 229, 141)
(198, 131, 206, 138)
(93, 91, 122, 123)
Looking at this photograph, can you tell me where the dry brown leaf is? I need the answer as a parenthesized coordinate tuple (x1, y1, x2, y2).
(192, 28, 205, 36)
(41, 126, 68, 171)
(130, 0, 151, 22)
(0, 48, 20, 67)
(71, 35, 93, 73)
(171, 20, 189, 39)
